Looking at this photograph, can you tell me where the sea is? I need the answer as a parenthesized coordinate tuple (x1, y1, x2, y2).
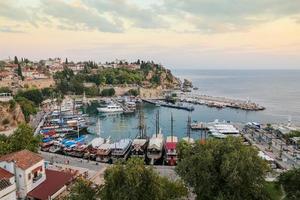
(86, 70, 300, 141)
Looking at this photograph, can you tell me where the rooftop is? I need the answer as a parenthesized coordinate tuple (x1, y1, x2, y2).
(27, 169, 74, 200)
(0, 168, 14, 179)
(0, 150, 43, 170)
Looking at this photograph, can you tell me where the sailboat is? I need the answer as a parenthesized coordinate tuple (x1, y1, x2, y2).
(131, 107, 149, 159)
(182, 115, 195, 144)
(165, 113, 178, 166)
(147, 110, 164, 165)
(85, 118, 105, 160)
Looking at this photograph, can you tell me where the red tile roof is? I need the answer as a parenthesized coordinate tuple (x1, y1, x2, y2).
(27, 169, 74, 200)
(0, 168, 14, 179)
(0, 150, 43, 170)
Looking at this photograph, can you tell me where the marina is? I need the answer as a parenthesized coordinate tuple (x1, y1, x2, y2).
(179, 93, 265, 111)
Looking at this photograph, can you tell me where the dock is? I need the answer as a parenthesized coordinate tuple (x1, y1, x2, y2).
(111, 99, 134, 114)
(142, 99, 194, 111)
(179, 94, 265, 111)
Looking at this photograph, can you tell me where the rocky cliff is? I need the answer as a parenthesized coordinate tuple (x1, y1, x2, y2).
(0, 101, 25, 131)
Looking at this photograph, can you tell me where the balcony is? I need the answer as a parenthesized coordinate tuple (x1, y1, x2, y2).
(33, 174, 42, 183)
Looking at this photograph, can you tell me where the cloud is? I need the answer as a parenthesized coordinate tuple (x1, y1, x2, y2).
(39, 0, 123, 32)
(159, 0, 300, 33)
(0, 26, 25, 33)
(1, 0, 300, 33)
(82, 0, 168, 29)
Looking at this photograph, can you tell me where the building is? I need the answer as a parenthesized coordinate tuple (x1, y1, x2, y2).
(0, 168, 17, 200)
(0, 150, 74, 200)
(0, 150, 46, 199)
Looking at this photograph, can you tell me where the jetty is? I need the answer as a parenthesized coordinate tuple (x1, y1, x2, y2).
(179, 94, 265, 111)
(111, 98, 134, 114)
(142, 99, 194, 111)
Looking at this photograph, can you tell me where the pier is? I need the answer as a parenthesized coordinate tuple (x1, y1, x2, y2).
(179, 94, 265, 111)
(142, 99, 194, 111)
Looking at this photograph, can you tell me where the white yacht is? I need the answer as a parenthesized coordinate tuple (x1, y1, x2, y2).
(97, 104, 123, 113)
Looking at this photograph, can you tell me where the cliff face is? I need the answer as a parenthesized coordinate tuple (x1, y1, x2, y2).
(0, 102, 25, 131)
(142, 66, 181, 89)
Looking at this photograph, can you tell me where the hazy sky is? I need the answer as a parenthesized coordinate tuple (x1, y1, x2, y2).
(1, 0, 300, 69)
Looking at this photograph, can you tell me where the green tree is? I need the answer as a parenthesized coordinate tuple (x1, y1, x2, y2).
(9, 123, 41, 153)
(15, 96, 37, 122)
(16, 89, 43, 105)
(176, 137, 270, 200)
(278, 168, 300, 200)
(100, 88, 115, 97)
(100, 158, 187, 200)
(66, 178, 100, 200)
(0, 135, 11, 156)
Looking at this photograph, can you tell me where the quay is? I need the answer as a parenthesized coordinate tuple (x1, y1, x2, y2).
(179, 93, 265, 111)
(142, 99, 194, 111)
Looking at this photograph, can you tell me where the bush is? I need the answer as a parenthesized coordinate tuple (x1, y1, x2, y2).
(101, 88, 115, 97)
(127, 89, 139, 96)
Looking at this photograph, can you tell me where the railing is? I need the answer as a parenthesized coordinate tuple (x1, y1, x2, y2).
(33, 174, 42, 183)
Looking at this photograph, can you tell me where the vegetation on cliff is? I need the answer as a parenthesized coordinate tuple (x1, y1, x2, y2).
(0, 101, 25, 131)
(53, 61, 180, 95)
(0, 123, 41, 155)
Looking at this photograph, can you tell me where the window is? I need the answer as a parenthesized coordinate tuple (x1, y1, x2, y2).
(28, 173, 31, 180)
(19, 174, 22, 178)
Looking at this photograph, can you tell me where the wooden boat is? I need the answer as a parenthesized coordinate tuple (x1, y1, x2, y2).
(165, 114, 178, 166)
(111, 139, 132, 163)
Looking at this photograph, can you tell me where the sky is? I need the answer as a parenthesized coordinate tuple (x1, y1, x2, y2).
(0, 0, 300, 69)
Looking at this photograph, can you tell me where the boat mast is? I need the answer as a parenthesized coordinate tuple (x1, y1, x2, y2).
(156, 110, 160, 137)
(187, 115, 191, 139)
(171, 113, 174, 142)
(97, 117, 101, 136)
(138, 106, 145, 138)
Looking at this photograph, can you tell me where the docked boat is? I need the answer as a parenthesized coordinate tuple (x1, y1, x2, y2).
(147, 110, 164, 165)
(165, 136, 178, 165)
(147, 132, 164, 164)
(111, 139, 132, 162)
(131, 108, 149, 159)
(165, 114, 178, 166)
(190, 122, 208, 130)
(182, 115, 195, 144)
(96, 143, 112, 163)
(97, 104, 123, 113)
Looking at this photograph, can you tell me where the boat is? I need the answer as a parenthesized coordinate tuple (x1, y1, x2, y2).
(131, 108, 149, 159)
(182, 115, 195, 144)
(111, 138, 132, 162)
(96, 143, 112, 163)
(147, 110, 164, 165)
(190, 122, 208, 130)
(165, 113, 178, 166)
(97, 104, 123, 113)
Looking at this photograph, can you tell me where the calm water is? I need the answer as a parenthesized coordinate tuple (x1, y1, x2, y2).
(87, 70, 300, 141)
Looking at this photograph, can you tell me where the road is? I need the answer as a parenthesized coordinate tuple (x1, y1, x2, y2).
(40, 151, 178, 181)
(242, 127, 300, 170)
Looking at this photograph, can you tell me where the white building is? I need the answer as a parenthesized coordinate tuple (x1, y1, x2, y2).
(0, 168, 17, 200)
(0, 150, 46, 199)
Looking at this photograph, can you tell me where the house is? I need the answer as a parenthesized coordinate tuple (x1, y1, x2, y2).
(0, 150, 74, 200)
(0, 150, 46, 199)
(0, 168, 17, 200)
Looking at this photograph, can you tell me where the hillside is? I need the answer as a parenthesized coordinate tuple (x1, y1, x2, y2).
(0, 101, 25, 132)
(54, 61, 181, 95)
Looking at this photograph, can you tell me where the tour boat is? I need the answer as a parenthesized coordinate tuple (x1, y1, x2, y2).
(147, 132, 164, 164)
(131, 138, 149, 158)
(111, 138, 132, 162)
(97, 104, 123, 113)
(165, 114, 178, 166)
(96, 143, 112, 163)
(165, 136, 178, 166)
(147, 110, 164, 165)
(131, 108, 149, 159)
